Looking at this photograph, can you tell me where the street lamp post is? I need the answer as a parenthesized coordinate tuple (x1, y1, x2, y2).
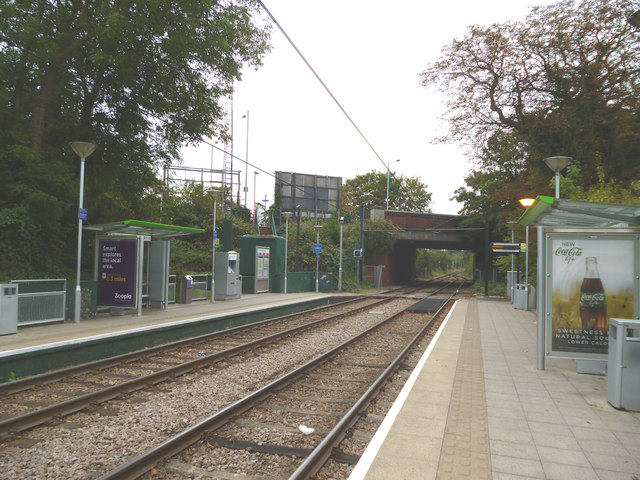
(338, 216, 344, 291)
(543, 156, 571, 199)
(253, 171, 259, 226)
(242, 111, 249, 207)
(282, 211, 293, 294)
(313, 224, 323, 293)
(385, 159, 400, 210)
(70, 141, 96, 324)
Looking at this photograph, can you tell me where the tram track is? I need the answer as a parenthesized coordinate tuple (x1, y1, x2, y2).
(0, 296, 384, 436)
(97, 292, 457, 480)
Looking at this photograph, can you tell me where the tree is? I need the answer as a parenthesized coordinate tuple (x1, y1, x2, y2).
(343, 170, 432, 217)
(421, 0, 640, 199)
(0, 0, 270, 278)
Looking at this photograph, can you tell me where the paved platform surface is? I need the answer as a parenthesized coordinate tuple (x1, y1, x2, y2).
(351, 297, 640, 480)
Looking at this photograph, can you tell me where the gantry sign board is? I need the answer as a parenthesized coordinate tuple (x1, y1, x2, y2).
(518, 196, 640, 362)
(275, 171, 342, 217)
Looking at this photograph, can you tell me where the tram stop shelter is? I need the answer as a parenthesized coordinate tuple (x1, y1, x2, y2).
(518, 196, 640, 373)
(85, 220, 205, 317)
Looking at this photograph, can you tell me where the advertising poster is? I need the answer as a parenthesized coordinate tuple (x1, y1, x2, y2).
(549, 235, 635, 356)
(98, 237, 138, 307)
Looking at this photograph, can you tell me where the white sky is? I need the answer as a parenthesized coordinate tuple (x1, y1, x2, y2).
(182, 0, 558, 215)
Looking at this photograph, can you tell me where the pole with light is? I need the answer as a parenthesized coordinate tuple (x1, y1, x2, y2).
(242, 111, 249, 207)
(282, 211, 293, 294)
(70, 141, 96, 324)
(385, 159, 400, 210)
(313, 224, 323, 293)
(543, 156, 571, 199)
(338, 216, 344, 291)
(253, 171, 259, 226)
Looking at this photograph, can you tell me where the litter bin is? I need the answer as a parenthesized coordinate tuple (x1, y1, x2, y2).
(0, 284, 19, 335)
(178, 275, 193, 304)
(607, 318, 640, 411)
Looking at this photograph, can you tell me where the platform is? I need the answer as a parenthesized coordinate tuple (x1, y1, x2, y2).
(350, 297, 640, 480)
(0, 292, 330, 355)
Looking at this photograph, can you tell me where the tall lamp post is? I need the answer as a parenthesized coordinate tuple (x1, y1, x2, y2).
(70, 141, 96, 324)
(338, 216, 344, 291)
(282, 211, 293, 294)
(253, 171, 259, 226)
(543, 156, 571, 199)
(242, 111, 249, 207)
(385, 159, 400, 210)
(313, 224, 323, 293)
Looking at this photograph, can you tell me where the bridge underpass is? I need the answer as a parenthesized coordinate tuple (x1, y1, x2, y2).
(367, 209, 485, 285)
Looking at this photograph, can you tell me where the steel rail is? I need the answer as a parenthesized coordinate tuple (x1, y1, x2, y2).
(289, 291, 458, 479)
(0, 296, 365, 395)
(0, 297, 391, 437)
(97, 301, 414, 480)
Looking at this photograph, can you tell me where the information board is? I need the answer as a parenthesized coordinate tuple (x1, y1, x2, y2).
(97, 237, 138, 307)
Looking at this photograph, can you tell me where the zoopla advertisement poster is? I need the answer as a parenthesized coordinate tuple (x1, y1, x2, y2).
(97, 237, 138, 308)
(548, 233, 636, 358)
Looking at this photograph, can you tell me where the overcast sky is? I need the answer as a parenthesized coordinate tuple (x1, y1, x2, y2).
(182, 0, 558, 215)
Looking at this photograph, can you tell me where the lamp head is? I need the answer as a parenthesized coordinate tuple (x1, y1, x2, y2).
(519, 198, 535, 208)
(70, 142, 96, 159)
(543, 156, 571, 173)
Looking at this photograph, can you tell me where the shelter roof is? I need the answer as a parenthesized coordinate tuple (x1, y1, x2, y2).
(518, 196, 640, 228)
(85, 220, 205, 239)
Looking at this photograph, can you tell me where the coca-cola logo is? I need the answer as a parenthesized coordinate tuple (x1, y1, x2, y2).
(555, 242, 583, 264)
(580, 292, 606, 309)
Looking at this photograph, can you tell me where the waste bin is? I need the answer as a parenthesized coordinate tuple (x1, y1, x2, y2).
(178, 275, 193, 304)
(607, 318, 640, 411)
(0, 284, 19, 335)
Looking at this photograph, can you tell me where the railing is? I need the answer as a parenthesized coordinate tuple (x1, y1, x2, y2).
(11, 279, 66, 326)
(190, 274, 208, 301)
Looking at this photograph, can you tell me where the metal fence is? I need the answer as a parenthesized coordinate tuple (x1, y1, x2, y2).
(11, 279, 66, 326)
(190, 274, 209, 301)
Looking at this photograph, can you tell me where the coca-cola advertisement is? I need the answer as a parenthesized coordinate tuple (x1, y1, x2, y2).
(549, 235, 635, 356)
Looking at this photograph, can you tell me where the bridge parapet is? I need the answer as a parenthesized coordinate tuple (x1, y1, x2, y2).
(371, 208, 461, 230)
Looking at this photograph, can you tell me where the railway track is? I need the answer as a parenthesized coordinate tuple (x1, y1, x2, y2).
(0, 297, 422, 479)
(97, 292, 457, 480)
(0, 296, 384, 436)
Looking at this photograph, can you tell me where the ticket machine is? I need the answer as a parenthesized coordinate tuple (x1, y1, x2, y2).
(214, 251, 242, 300)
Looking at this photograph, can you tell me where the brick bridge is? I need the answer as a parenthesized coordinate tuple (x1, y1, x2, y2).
(366, 208, 484, 285)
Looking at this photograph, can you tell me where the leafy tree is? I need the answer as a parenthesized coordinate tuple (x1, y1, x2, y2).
(343, 170, 432, 217)
(0, 0, 270, 279)
(421, 0, 640, 209)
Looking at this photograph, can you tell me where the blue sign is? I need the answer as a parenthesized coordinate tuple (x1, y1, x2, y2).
(316, 253, 321, 262)
(313, 243, 322, 254)
(213, 231, 218, 238)
(78, 208, 88, 221)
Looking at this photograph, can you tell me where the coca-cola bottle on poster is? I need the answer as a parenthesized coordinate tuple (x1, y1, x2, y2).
(579, 257, 607, 332)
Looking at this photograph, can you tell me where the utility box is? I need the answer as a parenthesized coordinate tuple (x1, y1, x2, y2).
(240, 235, 285, 293)
(215, 251, 242, 300)
(178, 275, 193, 304)
(608, 318, 640, 411)
(0, 284, 19, 335)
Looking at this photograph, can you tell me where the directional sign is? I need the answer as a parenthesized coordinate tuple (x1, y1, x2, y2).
(313, 243, 322, 254)
(491, 242, 521, 253)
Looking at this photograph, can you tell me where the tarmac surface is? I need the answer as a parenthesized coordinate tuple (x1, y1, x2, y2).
(1, 293, 639, 479)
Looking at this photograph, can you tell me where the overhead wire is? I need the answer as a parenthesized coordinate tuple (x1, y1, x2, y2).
(255, 0, 390, 172)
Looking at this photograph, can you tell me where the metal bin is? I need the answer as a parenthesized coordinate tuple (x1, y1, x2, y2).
(178, 275, 193, 304)
(607, 318, 640, 411)
(0, 284, 19, 335)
